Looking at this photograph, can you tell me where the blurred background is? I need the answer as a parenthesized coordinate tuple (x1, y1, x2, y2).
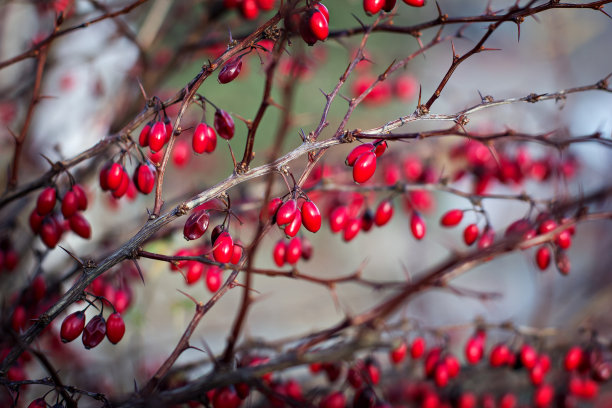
(1, 0, 612, 404)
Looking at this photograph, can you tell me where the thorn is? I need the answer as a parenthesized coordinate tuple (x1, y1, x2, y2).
(351, 13, 367, 30)
(530, 13, 541, 23)
(137, 78, 147, 101)
(480, 47, 502, 52)
(177, 289, 200, 306)
(417, 85, 422, 107)
(7, 127, 18, 141)
(339, 93, 352, 103)
(416, 36, 424, 50)
(39, 153, 55, 167)
(451, 40, 457, 60)
(59, 246, 85, 266)
(134, 379, 139, 393)
(228, 142, 237, 169)
(131, 259, 146, 285)
(599, 7, 612, 20)
(515, 21, 521, 42)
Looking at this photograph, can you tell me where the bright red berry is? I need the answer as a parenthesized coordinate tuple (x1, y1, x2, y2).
(134, 163, 156, 194)
(301, 201, 322, 233)
(533, 384, 554, 407)
(390, 341, 407, 364)
(465, 335, 484, 364)
(410, 336, 426, 358)
(256, 0, 275, 11)
(329, 206, 349, 233)
(520, 344, 538, 370)
(276, 199, 298, 226)
(410, 211, 426, 240)
(60, 311, 86, 342)
(273, 240, 286, 267)
(240, 0, 259, 19)
(193, 123, 215, 154)
(309, 9, 329, 41)
(343, 218, 361, 242)
(284, 210, 302, 237)
(490, 343, 511, 367)
(213, 232, 234, 263)
(374, 200, 394, 226)
(149, 121, 167, 153)
(535, 246, 551, 270)
(106, 312, 125, 344)
(138, 122, 151, 147)
(440, 209, 463, 227)
(353, 152, 377, 183)
(231, 244, 243, 265)
(314, 2, 329, 21)
(402, 0, 425, 6)
(206, 266, 222, 292)
(564, 346, 583, 371)
(285, 237, 302, 265)
(186, 262, 204, 284)
(69, 213, 91, 239)
(346, 143, 374, 166)
(463, 223, 479, 245)
(364, 0, 385, 15)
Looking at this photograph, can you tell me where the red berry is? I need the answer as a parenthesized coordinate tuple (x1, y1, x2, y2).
(138, 122, 151, 147)
(61, 191, 78, 218)
(465, 336, 484, 364)
(410, 336, 426, 358)
(256, 0, 275, 11)
(346, 143, 374, 166)
(218, 58, 243, 84)
(533, 384, 554, 407)
(309, 9, 329, 41)
(111, 169, 130, 198)
(214, 109, 235, 140)
(285, 237, 302, 265)
(213, 386, 241, 408)
(555, 250, 571, 275)
(329, 206, 349, 233)
(538, 219, 557, 234)
(364, 0, 385, 15)
(40, 217, 61, 248)
(402, 0, 425, 6)
(12, 305, 27, 331)
(134, 163, 156, 194)
(374, 199, 394, 226)
(499, 393, 517, 408)
(410, 211, 426, 240)
(319, 391, 345, 408)
(70, 184, 88, 211)
(276, 199, 298, 226)
(231, 243, 243, 265)
(457, 393, 477, 408)
(186, 262, 204, 284)
(343, 217, 361, 242)
(434, 362, 449, 387)
(29, 209, 44, 233)
(27, 398, 47, 408)
(273, 240, 286, 267)
(374, 139, 387, 157)
(314, 2, 329, 21)
(463, 223, 479, 245)
(564, 346, 583, 371)
(535, 246, 551, 270)
(193, 123, 214, 154)
(520, 344, 538, 370)
(206, 266, 222, 292)
(301, 236, 313, 260)
(211, 225, 224, 245)
(490, 343, 511, 367)
(556, 230, 572, 249)
(82, 315, 106, 349)
(240, 0, 259, 19)
(530, 362, 546, 386)
(69, 213, 91, 239)
(183, 209, 210, 240)
(36, 187, 56, 216)
(213, 232, 234, 263)
(172, 139, 190, 167)
(390, 341, 407, 364)
(299, 12, 318, 45)
(353, 152, 377, 183)
(106, 312, 125, 344)
(440, 209, 463, 227)
(148, 121, 167, 153)
(478, 227, 495, 249)
(106, 163, 124, 190)
(284, 210, 302, 237)
(301, 201, 322, 233)
(445, 354, 460, 377)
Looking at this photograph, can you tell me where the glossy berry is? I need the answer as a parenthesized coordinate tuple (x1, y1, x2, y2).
(186, 262, 204, 284)
(231, 243, 243, 264)
(346, 143, 374, 166)
(183, 209, 210, 240)
(440, 209, 463, 227)
(106, 312, 125, 344)
(106, 163, 124, 191)
(374, 199, 393, 226)
(261, 197, 282, 223)
(72, 184, 88, 210)
(214, 109, 235, 140)
(276, 199, 298, 226)
(353, 151, 377, 183)
(240, 0, 259, 19)
(218, 58, 242, 84)
(60, 311, 86, 343)
(193, 123, 216, 154)
(343, 218, 361, 242)
(374, 139, 387, 156)
(284, 210, 302, 237)
(556, 230, 572, 249)
(465, 335, 484, 364)
(520, 344, 538, 369)
(138, 122, 151, 147)
(383, 0, 397, 11)
(313, 2, 329, 21)
(40, 217, 61, 248)
(213, 232, 234, 263)
(533, 384, 554, 407)
(434, 362, 449, 387)
(390, 341, 407, 364)
(69, 213, 91, 239)
(309, 9, 329, 41)
(463, 223, 479, 245)
(82, 315, 106, 349)
(329, 206, 349, 233)
(478, 227, 495, 249)
(273, 240, 286, 267)
(149, 121, 167, 152)
(402, 0, 425, 6)
(410, 336, 426, 358)
(206, 266, 222, 292)
(564, 346, 583, 371)
(535, 246, 551, 270)
(364, 0, 385, 15)
(285, 237, 302, 264)
(134, 164, 156, 194)
(410, 211, 426, 240)
(111, 169, 130, 198)
(36, 187, 56, 216)
(301, 201, 322, 233)
(61, 190, 78, 218)
(490, 343, 511, 367)
(299, 11, 318, 45)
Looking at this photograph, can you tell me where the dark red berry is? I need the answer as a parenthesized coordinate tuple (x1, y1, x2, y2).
(138, 122, 151, 147)
(218, 58, 243, 84)
(30, 209, 44, 233)
(319, 391, 345, 408)
(214, 109, 235, 140)
(82, 315, 106, 349)
(36, 187, 56, 216)
(183, 209, 210, 240)
(106, 312, 125, 344)
(134, 163, 156, 194)
(61, 191, 78, 218)
(40, 217, 61, 248)
(27, 398, 47, 408)
(383, 0, 397, 12)
(69, 213, 91, 239)
(72, 184, 88, 210)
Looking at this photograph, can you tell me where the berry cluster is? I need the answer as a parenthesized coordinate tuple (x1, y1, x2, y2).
(29, 184, 91, 248)
(223, 0, 277, 20)
(60, 309, 125, 348)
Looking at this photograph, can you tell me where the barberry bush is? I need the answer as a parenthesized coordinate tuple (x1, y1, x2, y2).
(1, 0, 612, 407)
